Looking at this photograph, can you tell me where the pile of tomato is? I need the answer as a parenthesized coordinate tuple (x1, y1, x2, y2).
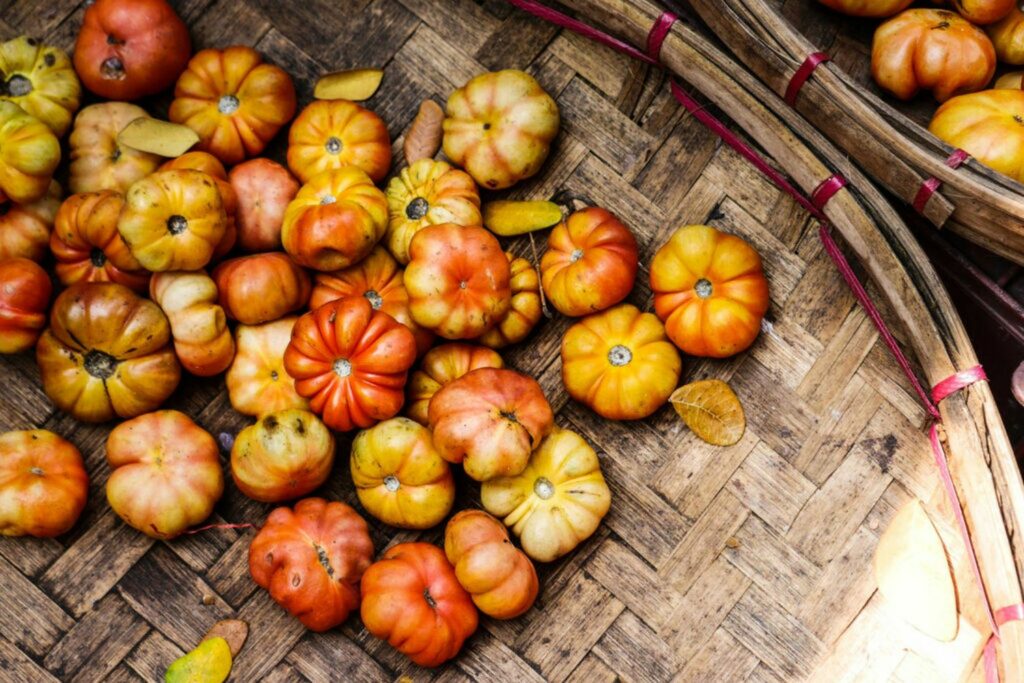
(0, 0, 772, 669)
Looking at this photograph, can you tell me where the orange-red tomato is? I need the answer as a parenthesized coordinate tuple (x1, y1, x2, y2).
(405, 224, 512, 339)
(428, 367, 554, 482)
(212, 252, 311, 325)
(73, 0, 190, 100)
(650, 224, 769, 358)
(479, 252, 543, 349)
(170, 46, 297, 165)
(540, 207, 638, 317)
(444, 509, 538, 619)
(309, 246, 432, 355)
(0, 429, 88, 537)
(229, 158, 299, 252)
(0, 181, 60, 262)
(871, 9, 996, 102)
(105, 410, 223, 539)
(250, 498, 374, 631)
(287, 100, 391, 184)
(360, 542, 478, 667)
(0, 257, 51, 354)
(51, 191, 150, 293)
(405, 343, 504, 425)
(284, 297, 418, 432)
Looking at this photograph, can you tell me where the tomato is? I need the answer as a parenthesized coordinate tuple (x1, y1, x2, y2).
(68, 102, 161, 195)
(227, 317, 310, 417)
(479, 253, 543, 349)
(159, 151, 239, 261)
(150, 271, 235, 377)
(930, 89, 1024, 183)
(287, 100, 391, 184)
(0, 36, 81, 137)
(212, 252, 311, 325)
(0, 257, 51, 354)
(405, 343, 504, 426)
(0, 100, 60, 204)
(0, 429, 88, 537)
(0, 180, 60, 262)
(229, 158, 299, 252)
(231, 410, 334, 503)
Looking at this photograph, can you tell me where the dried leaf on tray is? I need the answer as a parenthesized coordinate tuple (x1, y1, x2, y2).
(202, 619, 248, 657)
(484, 200, 563, 236)
(670, 379, 745, 446)
(314, 68, 384, 101)
(165, 636, 232, 683)
(117, 117, 199, 157)
(404, 99, 444, 164)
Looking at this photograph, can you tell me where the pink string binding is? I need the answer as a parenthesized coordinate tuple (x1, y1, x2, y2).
(785, 52, 831, 106)
(913, 149, 970, 215)
(504, 2, 1023, 677)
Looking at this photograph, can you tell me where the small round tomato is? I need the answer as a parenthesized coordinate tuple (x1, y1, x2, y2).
(405, 224, 512, 340)
(540, 207, 638, 317)
(0, 257, 51, 354)
(405, 343, 504, 425)
(212, 252, 311, 325)
(650, 224, 769, 358)
(106, 410, 223, 539)
(231, 410, 334, 503)
(287, 100, 391, 184)
(429, 367, 554, 482)
(0, 429, 88, 537)
(562, 304, 681, 420)
(350, 417, 455, 529)
(229, 158, 299, 252)
(227, 317, 310, 417)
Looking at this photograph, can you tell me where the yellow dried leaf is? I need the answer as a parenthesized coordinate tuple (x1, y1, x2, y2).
(670, 379, 745, 446)
(201, 619, 248, 658)
(404, 99, 444, 164)
(314, 68, 384, 101)
(996, 72, 1024, 90)
(484, 200, 563, 236)
(117, 117, 199, 157)
(165, 637, 231, 683)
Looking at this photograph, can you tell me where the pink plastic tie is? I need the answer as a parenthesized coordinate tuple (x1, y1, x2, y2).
(811, 174, 847, 212)
(913, 149, 969, 215)
(785, 52, 831, 106)
(646, 11, 678, 61)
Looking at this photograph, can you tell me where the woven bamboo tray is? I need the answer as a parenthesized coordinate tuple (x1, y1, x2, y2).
(680, 0, 1024, 266)
(1, 0, 1023, 681)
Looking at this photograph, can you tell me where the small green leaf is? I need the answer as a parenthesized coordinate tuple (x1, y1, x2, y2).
(165, 636, 232, 683)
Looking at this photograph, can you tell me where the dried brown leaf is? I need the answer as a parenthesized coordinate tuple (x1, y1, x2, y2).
(404, 99, 444, 164)
(201, 619, 248, 657)
(670, 379, 745, 446)
(314, 68, 384, 101)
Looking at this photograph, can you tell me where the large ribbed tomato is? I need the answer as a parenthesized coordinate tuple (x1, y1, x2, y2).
(350, 417, 455, 529)
(0, 36, 81, 137)
(384, 158, 481, 264)
(170, 46, 297, 165)
(226, 317, 309, 417)
(871, 10, 996, 102)
(309, 246, 432, 355)
(51, 191, 150, 293)
(0, 100, 60, 204)
(36, 282, 180, 422)
(106, 410, 223, 539)
(930, 89, 1024, 183)
(284, 297, 417, 432)
(561, 304, 681, 420)
(442, 69, 559, 189)
(212, 252, 311, 325)
(405, 224, 512, 340)
(428, 367, 553, 482)
(117, 169, 227, 272)
(650, 224, 769, 358)
(540, 207, 638, 317)
(287, 100, 391, 183)
(0, 257, 51, 354)
(73, 0, 190, 100)
(249, 498, 374, 631)
(405, 343, 504, 425)
(444, 509, 538, 619)
(0, 429, 88, 537)
(281, 166, 388, 272)
(229, 158, 299, 252)
(360, 542, 478, 667)
(481, 427, 611, 562)
(159, 151, 239, 260)
(68, 103, 161, 195)
(231, 410, 334, 503)
(0, 180, 60, 262)
(150, 271, 235, 377)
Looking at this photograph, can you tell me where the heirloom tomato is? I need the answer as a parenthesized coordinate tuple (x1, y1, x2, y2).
(229, 158, 299, 252)
(212, 252, 311, 325)
(0, 100, 60, 204)
(68, 102, 160, 194)
(226, 317, 309, 417)
(930, 89, 1024, 183)
(0, 36, 81, 136)
(0, 180, 60, 262)
(479, 253, 543, 349)
(0, 257, 51, 354)
(150, 271, 235, 377)
(287, 100, 391, 183)
(0, 429, 88, 537)
(159, 151, 238, 260)
(405, 342, 504, 426)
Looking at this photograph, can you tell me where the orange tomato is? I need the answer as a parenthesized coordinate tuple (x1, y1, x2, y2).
(930, 89, 1024, 182)
(159, 151, 239, 261)
(284, 297, 417, 432)
(479, 252, 543, 349)
(360, 542, 478, 667)
(989, 6, 1024, 63)
(405, 342, 504, 426)
(405, 224, 512, 339)
(281, 166, 388, 272)
(212, 252, 311, 325)
(871, 9, 996, 102)
(51, 191, 150, 293)
(561, 304, 681, 420)
(170, 46, 297, 165)
(0, 100, 60, 204)
(650, 224, 769, 358)
(68, 102, 161, 195)
(540, 207, 638, 317)
(150, 271, 235, 377)
(226, 317, 309, 417)
(106, 410, 223, 539)
(0, 429, 88, 537)
(229, 158, 299, 252)
(0, 257, 51, 353)
(952, 0, 1015, 25)
(287, 100, 391, 184)
(444, 509, 538, 619)
(0, 180, 60, 262)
